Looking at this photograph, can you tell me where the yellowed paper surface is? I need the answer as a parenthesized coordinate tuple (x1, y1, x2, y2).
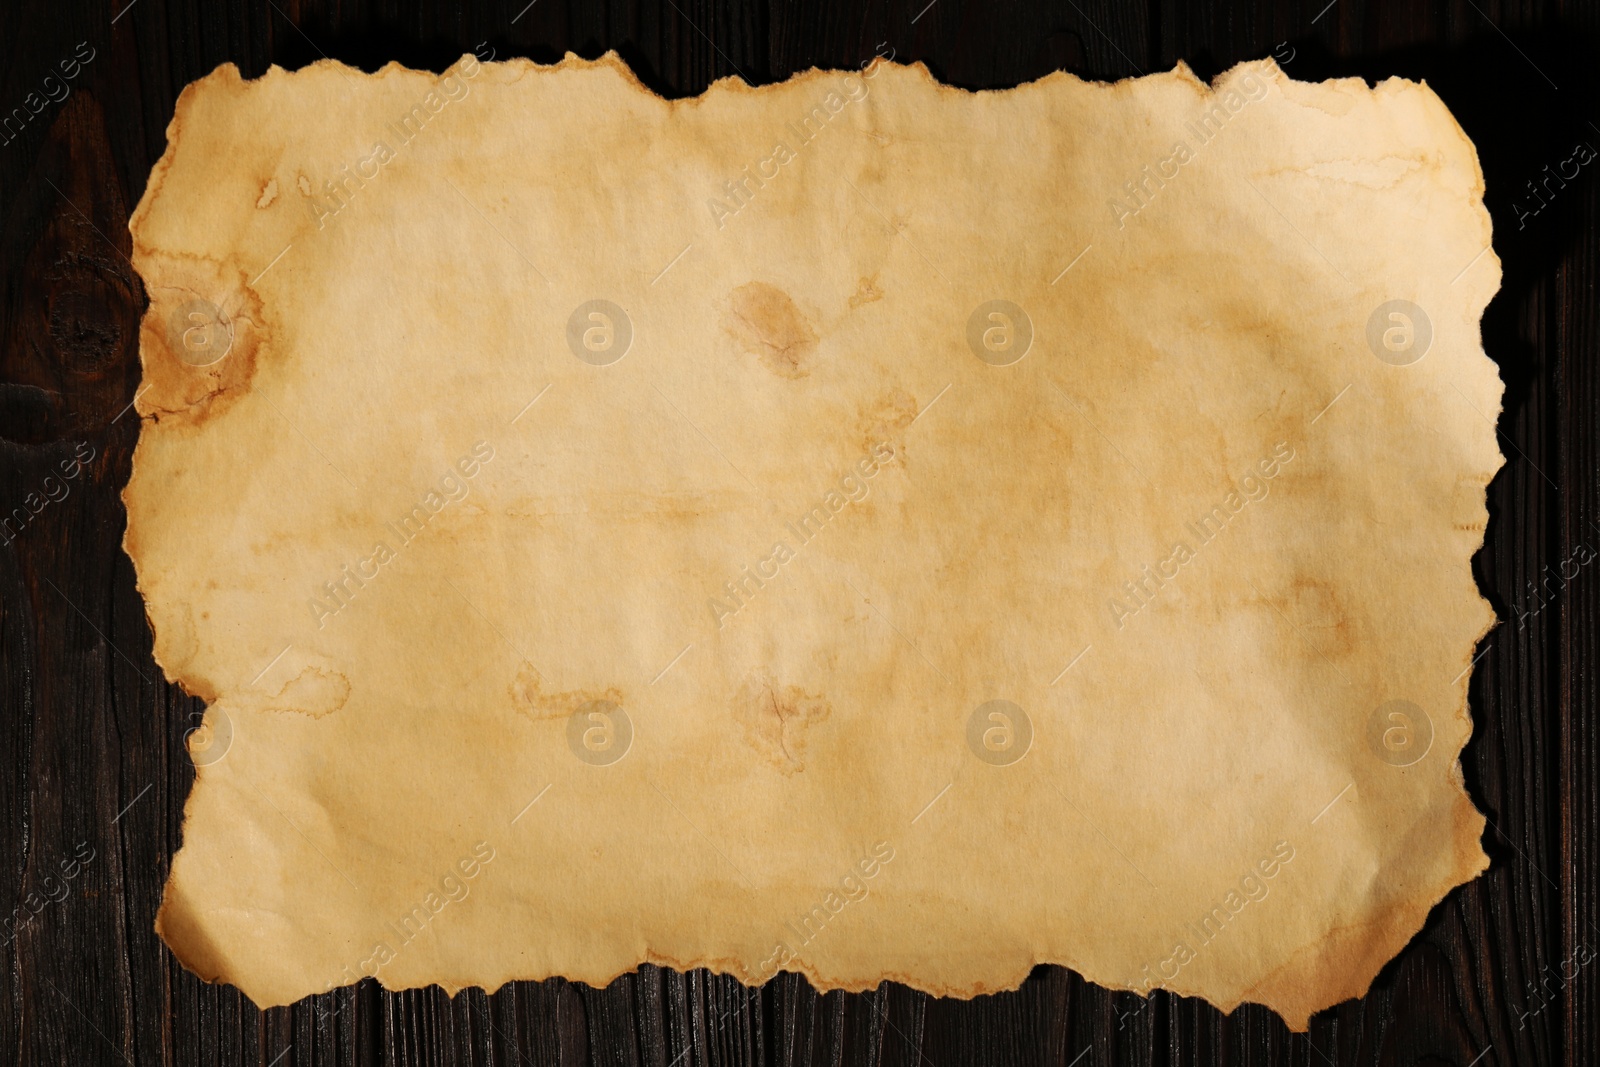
(125, 53, 1502, 1030)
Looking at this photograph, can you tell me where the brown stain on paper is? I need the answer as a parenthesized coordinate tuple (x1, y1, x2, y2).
(722, 282, 819, 379)
(733, 670, 831, 774)
(509, 661, 624, 722)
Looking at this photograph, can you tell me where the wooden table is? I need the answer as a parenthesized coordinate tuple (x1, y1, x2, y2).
(1, 0, 1593, 1063)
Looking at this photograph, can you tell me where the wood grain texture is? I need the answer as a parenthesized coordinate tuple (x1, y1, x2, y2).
(0, 0, 1594, 1063)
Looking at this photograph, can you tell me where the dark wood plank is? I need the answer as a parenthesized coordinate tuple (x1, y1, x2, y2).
(1, 0, 1594, 1063)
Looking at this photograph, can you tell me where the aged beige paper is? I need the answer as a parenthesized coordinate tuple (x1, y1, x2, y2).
(124, 52, 1501, 1030)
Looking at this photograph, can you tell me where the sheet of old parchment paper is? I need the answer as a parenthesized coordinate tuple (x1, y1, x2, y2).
(124, 52, 1502, 1030)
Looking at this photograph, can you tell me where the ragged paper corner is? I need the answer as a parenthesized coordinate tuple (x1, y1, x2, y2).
(124, 50, 1502, 1031)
